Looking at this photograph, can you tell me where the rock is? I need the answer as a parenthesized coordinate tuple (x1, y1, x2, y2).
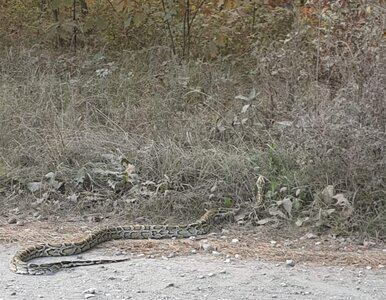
(286, 260, 295, 267)
(231, 238, 239, 243)
(7, 217, 17, 224)
(84, 295, 95, 299)
(83, 289, 96, 294)
(16, 220, 25, 226)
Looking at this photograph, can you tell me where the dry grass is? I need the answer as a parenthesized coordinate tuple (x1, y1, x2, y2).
(0, 2, 385, 239)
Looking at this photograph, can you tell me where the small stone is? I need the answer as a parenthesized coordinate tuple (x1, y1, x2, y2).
(191, 249, 197, 254)
(38, 296, 44, 299)
(212, 251, 220, 256)
(231, 238, 239, 243)
(224, 258, 231, 263)
(198, 275, 205, 279)
(167, 252, 176, 258)
(286, 260, 295, 267)
(234, 254, 241, 259)
(10, 291, 16, 296)
(84, 294, 95, 299)
(270, 240, 277, 245)
(272, 295, 278, 298)
(165, 283, 174, 288)
(280, 282, 288, 287)
(83, 289, 96, 295)
(219, 269, 226, 274)
(378, 264, 385, 269)
(366, 266, 372, 270)
(7, 217, 17, 224)
(16, 220, 24, 226)
(208, 273, 215, 277)
(221, 229, 230, 234)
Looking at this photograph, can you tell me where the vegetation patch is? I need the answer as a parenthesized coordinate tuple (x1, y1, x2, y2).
(0, 0, 384, 240)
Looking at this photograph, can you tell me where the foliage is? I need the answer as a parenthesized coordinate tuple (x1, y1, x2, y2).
(0, 0, 385, 237)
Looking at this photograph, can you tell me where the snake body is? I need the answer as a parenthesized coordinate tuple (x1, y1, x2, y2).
(10, 208, 235, 275)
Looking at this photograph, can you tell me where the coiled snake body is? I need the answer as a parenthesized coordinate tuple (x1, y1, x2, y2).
(10, 208, 235, 275)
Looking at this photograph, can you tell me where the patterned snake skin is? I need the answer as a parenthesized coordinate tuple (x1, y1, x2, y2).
(10, 208, 235, 275)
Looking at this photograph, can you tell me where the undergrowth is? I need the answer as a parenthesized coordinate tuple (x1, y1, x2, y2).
(0, 2, 385, 240)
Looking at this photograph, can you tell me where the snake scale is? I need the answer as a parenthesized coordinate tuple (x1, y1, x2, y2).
(10, 208, 235, 275)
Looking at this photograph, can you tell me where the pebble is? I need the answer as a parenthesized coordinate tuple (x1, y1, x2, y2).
(16, 220, 25, 226)
(165, 283, 174, 288)
(286, 260, 295, 267)
(84, 294, 95, 299)
(83, 289, 96, 294)
(224, 258, 231, 263)
(234, 254, 241, 259)
(7, 217, 17, 224)
(231, 238, 239, 243)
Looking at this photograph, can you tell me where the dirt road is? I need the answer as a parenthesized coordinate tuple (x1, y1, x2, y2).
(1, 244, 385, 300)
